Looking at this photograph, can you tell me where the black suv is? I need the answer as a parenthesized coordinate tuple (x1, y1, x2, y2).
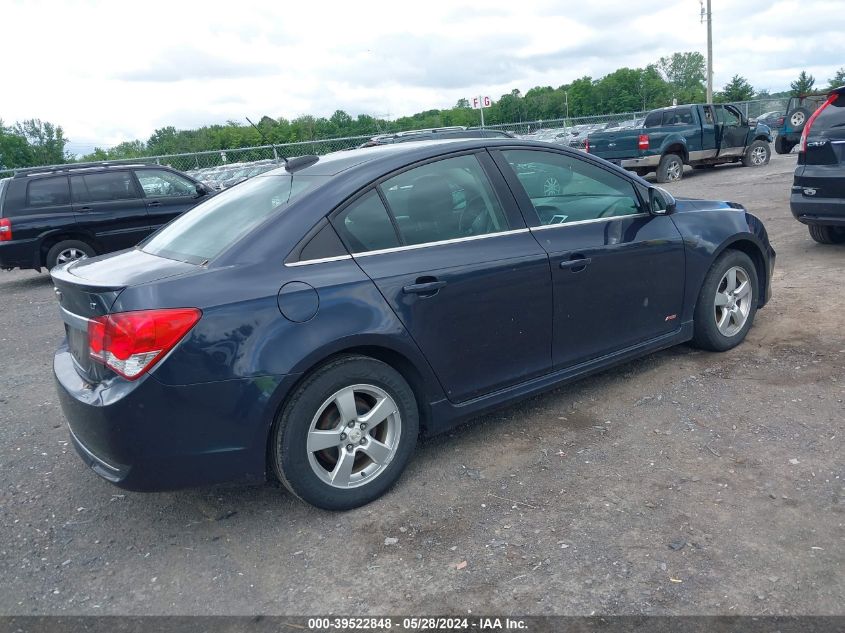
(359, 126, 513, 147)
(0, 162, 210, 271)
(790, 86, 845, 244)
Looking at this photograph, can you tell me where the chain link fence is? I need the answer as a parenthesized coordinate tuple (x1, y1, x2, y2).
(0, 99, 793, 180)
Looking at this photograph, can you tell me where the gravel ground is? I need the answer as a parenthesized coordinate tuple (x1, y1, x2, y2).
(0, 152, 843, 616)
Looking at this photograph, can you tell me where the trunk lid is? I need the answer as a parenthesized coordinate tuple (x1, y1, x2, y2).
(51, 248, 199, 381)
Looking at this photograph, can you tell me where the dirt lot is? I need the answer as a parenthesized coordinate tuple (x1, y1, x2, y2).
(0, 152, 843, 616)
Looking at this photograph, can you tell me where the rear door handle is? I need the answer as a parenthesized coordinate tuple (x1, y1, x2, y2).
(403, 280, 447, 295)
(78, 206, 92, 212)
(559, 257, 591, 271)
(147, 201, 161, 207)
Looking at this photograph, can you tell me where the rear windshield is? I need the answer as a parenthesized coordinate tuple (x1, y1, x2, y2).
(141, 174, 326, 264)
(810, 95, 845, 133)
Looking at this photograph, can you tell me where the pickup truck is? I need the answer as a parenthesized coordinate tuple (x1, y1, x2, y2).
(586, 104, 773, 182)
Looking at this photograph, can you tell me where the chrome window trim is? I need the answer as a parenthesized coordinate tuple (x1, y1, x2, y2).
(352, 228, 531, 258)
(285, 254, 353, 268)
(530, 213, 650, 231)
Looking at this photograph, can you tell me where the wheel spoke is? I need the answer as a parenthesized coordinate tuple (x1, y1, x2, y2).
(715, 292, 730, 307)
(329, 449, 356, 487)
(307, 429, 341, 453)
(334, 389, 358, 424)
(359, 396, 396, 429)
(361, 438, 392, 465)
(717, 309, 731, 331)
(726, 268, 737, 292)
(734, 280, 750, 299)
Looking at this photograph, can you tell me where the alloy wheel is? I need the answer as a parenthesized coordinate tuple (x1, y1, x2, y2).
(56, 248, 88, 265)
(714, 266, 752, 337)
(750, 145, 768, 165)
(666, 159, 682, 181)
(306, 384, 401, 489)
(790, 111, 805, 127)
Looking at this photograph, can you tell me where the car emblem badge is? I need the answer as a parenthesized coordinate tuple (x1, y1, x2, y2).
(803, 188, 817, 196)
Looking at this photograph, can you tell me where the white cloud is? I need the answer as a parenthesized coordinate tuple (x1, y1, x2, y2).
(0, 0, 840, 152)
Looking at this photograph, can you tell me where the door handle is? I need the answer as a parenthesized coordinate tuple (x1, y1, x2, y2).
(403, 280, 447, 295)
(78, 206, 92, 212)
(147, 201, 161, 207)
(559, 257, 591, 272)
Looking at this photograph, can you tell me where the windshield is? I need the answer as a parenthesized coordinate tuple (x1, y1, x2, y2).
(141, 174, 326, 264)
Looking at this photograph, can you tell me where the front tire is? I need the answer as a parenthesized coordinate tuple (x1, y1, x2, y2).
(691, 250, 759, 352)
(742, 140, 771, 167)
(656, 153, 684, 183)
(271, 355, 419, 510)
(808, 224, 845, 244)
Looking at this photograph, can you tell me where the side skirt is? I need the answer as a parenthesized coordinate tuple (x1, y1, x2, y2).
(425, 322, 694, 436)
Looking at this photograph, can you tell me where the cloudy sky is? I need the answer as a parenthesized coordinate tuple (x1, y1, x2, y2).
(1, 0, 840, 154)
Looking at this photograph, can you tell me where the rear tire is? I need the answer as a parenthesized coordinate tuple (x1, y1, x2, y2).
(774, 136, 790, 154)
(742, 140, 771, 167)
(271, 355, 419, 511)
(45, 240, 96, 270)
(656, 153, 684, 183)
(691, 250, 759, 352)
(808, 224, 845, 244)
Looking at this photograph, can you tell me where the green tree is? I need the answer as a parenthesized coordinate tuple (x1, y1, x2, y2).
(719, 75, 755, 102)
(657, 51, 706, 103)
(790, 71, 816, 96)
(828, 67, 845, 90)
(13, 118, 69, 165)
(0, 119, 35, 168)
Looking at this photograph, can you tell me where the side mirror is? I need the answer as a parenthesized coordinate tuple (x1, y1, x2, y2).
(649, 187, 676, 215)
(195, 182, 209, 197)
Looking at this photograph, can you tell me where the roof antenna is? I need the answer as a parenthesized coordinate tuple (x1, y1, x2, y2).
(246, 117, 287, 166)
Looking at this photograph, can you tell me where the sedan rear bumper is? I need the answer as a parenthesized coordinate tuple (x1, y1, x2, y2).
(54, 344, 294, 491)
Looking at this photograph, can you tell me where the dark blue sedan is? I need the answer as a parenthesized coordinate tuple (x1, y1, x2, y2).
(51, 139, 775, 510)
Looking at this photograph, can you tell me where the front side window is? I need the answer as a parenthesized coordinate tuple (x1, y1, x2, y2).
(715, 106, 741, 126)
(379, 154, 509, 246)
(502, 149, 642, 225)
(27, 176, 70, 207)
(142, 174, 325, 264)
(134, 169, 195, 198)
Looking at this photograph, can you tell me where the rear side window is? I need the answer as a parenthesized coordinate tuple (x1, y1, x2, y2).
(27, 176, 70, 207)
(662, 109, 693, 126)
(644, 111, 663, 128)
(379, 154, 509, 246)
(141, 174, 325, 264)
(332, 191, 400, 253)
(77, 172, 138, 202)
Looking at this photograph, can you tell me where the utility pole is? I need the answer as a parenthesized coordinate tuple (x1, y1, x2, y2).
(702, 0, 713, 102)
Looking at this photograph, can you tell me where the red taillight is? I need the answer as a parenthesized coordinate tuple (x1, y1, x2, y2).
(584, 137, 590, 153)
(638, 134, 650, 150)
(776, 117, 784, 127)
(88, 308, 201, 380)
(801, 93, 838, 152)
(0, 218, 11, 242)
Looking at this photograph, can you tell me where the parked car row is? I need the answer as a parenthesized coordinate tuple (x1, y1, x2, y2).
(186, 159, 281, 191)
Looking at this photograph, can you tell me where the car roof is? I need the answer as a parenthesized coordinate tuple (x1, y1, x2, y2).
(262, 138, 609, 182)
